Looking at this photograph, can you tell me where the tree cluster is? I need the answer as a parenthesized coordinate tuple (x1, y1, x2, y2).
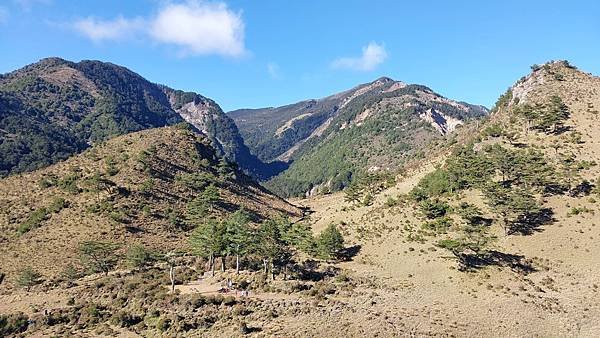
(514, 96, 570, 134)
(189, 209, 344, 279)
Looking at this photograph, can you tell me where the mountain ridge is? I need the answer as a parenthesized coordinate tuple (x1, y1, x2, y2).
(230, 76, 488, 197)
(0, 57, 281, 180)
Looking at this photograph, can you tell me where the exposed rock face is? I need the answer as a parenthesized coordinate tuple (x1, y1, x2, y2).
(419, 108, 464, 134)
(172, 96, 219, 134)
(162, 87, 288, 181)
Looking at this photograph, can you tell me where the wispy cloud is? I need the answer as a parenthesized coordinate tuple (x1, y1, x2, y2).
(74, 16, 145, 42)
(332, 42, 387, 71)
(267, 62, 281, 79)
(71, 0, 246, 58)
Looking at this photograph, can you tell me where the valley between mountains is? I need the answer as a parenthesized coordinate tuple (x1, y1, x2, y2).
(1, 59, 599, 337)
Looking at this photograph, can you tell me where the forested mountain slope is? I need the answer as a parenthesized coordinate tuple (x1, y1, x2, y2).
(0, 58, 279, 180)
(230, 77, 487, 197)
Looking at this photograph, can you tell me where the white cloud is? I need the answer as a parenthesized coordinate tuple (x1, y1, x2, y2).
(149, 1, 245, 57)
(267, 62, 281, 79)
(71, 1, 246, 58)
(74, 16, 145, 42)
(332, 42, 388, 71)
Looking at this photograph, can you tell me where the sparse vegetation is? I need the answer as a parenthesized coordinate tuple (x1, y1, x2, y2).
(16, 267, 42, 291)
(79, 241, 121, 276)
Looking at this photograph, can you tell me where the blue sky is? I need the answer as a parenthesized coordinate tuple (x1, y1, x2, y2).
(0, 0, 599, 111)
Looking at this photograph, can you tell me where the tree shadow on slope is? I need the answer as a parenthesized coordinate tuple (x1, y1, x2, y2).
(295, 260, 340, 282)
(509, 208, 555, 236)
(459, 251, 536, 274)
(338, 245, 362, 261)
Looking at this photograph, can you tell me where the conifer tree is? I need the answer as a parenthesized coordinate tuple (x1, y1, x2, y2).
(200, 184, 220, 214)
(79, 241, 120, 275)
(190, 219, 225, 276)
(256, 218, 289, 280)
(316, 224, 345, 260)
(484, 183, 539, 235)
(224, 209, 251, 274)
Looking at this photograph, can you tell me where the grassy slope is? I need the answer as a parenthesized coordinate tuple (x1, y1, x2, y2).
(197, 61, 600, 336)
(0, 126, 301, 281)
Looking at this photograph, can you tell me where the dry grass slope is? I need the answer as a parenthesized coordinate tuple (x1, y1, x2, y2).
(0, 126, 300, 283)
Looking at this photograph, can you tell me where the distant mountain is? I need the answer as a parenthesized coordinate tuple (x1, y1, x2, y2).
(160, 86, 287, 180)
(0, 57, 280, 180)
(230, 77, 488, 197)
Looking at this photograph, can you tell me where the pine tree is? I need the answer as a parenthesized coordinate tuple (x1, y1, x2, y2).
(256, 218, 289, 280)
(560, 152, 581, 189)
(437, 226, 495, 270)
(485, 144, 518, 184)
(224, 209, 251, 274)
(79, 241, 120, 275)
(317, 224, 345, 260)
(186, 197, 209, 226)
(190, 219, 226, 276)
(484, 183, 539, 235)
(344, 184, 362, 204)
(200, 184, 220, 214)
(285, 222, 316, 255)
(126, 244, 155, 269)
(536, 96, 570, 133)
(446, 145, 493, 190)
(515, 149, 555, 190)
(515, 103, 541, 133)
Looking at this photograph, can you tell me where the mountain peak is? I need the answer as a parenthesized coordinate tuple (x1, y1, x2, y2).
(493, 60, 587, 115)
(374, 76, 395, 83)
(37, 57, 69, 66)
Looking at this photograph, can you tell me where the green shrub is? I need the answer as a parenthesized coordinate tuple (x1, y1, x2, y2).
(422, 216, 453, 234)
(109, 210, 128, 224)
(111, 311, 142, 328)
(38, 175, 58, 188)
(156, 317, 171, 332)
(48, 197, 69, 213)
(105, 156, 119, 176)
(57, 173, 80, 193)
(384, 197, 399, 207)
(410, 169, 455, 201)
(16, 267, 42, 291)
(419, 199, 449, 219)
(455, 202, 485, 225)
(126, 244, 156, 269)
(0, 312, 29, 336)
(482, 123, 504, 137)
(17, 207, 49, 234)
